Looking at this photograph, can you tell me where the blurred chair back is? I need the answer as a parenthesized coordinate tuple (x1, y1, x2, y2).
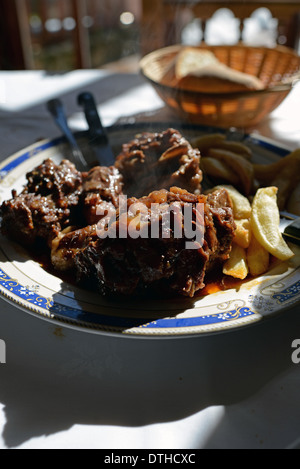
(141, 0, 300, 55)
(0, 0, 94, 70)
(0, 0, 33, 69)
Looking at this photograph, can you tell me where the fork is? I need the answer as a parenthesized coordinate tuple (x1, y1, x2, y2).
(47, 98, 89, 172)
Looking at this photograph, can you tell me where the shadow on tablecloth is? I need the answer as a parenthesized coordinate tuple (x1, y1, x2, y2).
(0, 297, 299, 448)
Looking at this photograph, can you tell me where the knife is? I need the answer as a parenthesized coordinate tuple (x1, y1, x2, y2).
(280, 211, 300, 246)
(77, 92, 115, 167)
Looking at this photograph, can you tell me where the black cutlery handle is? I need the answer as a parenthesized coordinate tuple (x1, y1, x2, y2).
(284, 217, 300, 245)
(77, 92, 108, 143)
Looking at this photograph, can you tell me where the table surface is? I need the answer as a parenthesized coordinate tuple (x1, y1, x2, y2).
(0, 69, 300, 450)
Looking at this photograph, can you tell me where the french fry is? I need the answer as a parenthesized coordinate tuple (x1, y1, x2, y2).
(251, 186, 294, 261)
(192, 133, 226, 153)
(270, 158, 300, 210)
(247, 234, 270, 276)
(208, 148, 254, 195)
(212, 140, 252, 160)
(253, 149, 300, 185)
(223, 244, 249, 280)
(200, 157, 240, 186)
(234, 218, 252, 249)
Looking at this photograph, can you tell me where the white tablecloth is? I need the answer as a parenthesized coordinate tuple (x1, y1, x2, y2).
(0, 70, 300, 450)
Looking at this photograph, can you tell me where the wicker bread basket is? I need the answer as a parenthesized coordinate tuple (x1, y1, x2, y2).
(140, 44, 300, 128)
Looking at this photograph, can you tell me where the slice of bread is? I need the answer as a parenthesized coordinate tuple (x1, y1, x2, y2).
(175, 48, 265, 93)
(175, 49, 219, 77)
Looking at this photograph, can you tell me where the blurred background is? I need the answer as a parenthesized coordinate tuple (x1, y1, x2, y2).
(0, 0, 299, 72)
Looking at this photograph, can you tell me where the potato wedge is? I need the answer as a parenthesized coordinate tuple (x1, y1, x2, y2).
(253, 149, 300, 185)
(270, 158, 300, 210)
(234, 218, 252, 249)
(192, 133, 226, 153)
(250, 186, 294, 261)
(247, 234, 270, 276)
(223, 244, 249, 280)
(200, 157, 240, 186)
(213, 140, 252, 159)
(208, 148, 254, 195)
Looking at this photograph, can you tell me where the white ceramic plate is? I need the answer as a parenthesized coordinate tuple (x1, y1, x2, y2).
(0, 123, 299, 337)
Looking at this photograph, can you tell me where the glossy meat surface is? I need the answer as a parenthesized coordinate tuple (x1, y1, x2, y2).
(74, 187, 235, 298)
(80, 166, 123, 225)
(115, 128, 203, 198)
(0, 128, 236, 299)
(1, 159, 83, 246)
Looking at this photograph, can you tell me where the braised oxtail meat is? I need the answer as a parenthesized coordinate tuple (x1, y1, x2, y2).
(1, 193, 67, 247)
(81, 166, 123, 225)
(26, 158, 82, 202)
(0, 159, 83, 247)
(115, 128, 203, 198)
(0, 128, 238, 300)
(51, 224, 98, 272)
(206, 188, 237, 267)
(74, 187, 236, 298)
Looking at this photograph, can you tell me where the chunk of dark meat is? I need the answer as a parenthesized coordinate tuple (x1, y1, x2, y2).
(74, 187, 236, 298)
(51, 224, 98, 271)
(0, 129, 237, 301)
(206, 188, 237, 267)
(80, 166, 123, 225)
(115, 128, 203, 198)
(1, 193, 67, 247)
(0, 159, 83, 247)
(26, 158, 82, 202)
